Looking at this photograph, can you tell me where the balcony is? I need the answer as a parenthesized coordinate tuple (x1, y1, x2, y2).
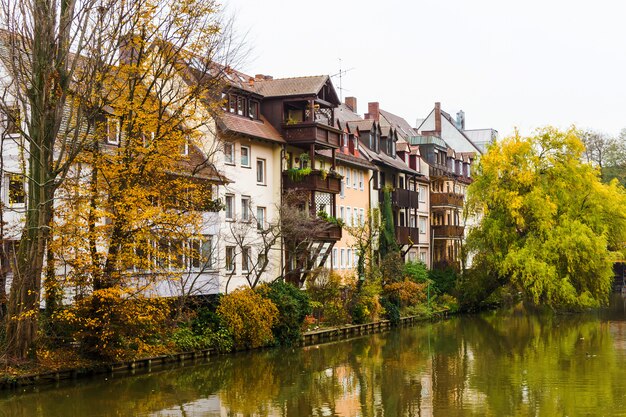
(432, 225, 464, 238)
(395, 226, 420, 246)
(281, 121, 342, 148)
(430, 192, 464, 207)
(314, 220, 342, 241)
(283, 169, 342, 194)
(379, 188, 420, 208)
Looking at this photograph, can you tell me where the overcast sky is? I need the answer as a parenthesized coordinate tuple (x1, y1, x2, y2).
(224, 0, 626, 138)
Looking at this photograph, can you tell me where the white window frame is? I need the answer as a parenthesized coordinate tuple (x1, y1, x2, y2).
(256, 158, 266, 184)
(359, 208, 365, 226)
(346, 169, 351, 189)
(241, 145, 251, 167)
(352, 169, 357, 188)
(242, 246, 251, 272)
(107, 117, 120, 145)
(225, 194, 235, 220)
(332, 248, 338, 269)
(339, 206, 344, 221)
(224, 142, 235, 164)
(225, 246, 235, 272)
(346, 207, 351, 226)
(340, 248, 345, 269)
(359, 171, 364, 190)
(241, 196, 251, 222)
(257, 206, 266, 230)
(346, 250, 351, 269)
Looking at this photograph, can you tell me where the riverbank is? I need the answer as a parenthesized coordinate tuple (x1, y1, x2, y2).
(0, 309, 450, 390)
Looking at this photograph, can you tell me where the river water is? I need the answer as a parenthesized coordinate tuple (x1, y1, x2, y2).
(3, 297, 626, 416)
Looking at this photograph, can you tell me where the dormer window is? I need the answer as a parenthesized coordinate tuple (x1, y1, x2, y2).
(249, 101, 259, 119)
(236, 96, 245, 116)
(391, 140, 396, 158)
(342, 133, 348, 150)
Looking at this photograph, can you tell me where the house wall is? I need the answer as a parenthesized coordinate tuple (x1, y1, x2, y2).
(216, 135, 283, 292)
(332, 162, 371, 280)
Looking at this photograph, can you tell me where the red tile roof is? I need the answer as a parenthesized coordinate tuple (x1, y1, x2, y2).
(218, 112, 284, 143)
(253, 75, 330, 97)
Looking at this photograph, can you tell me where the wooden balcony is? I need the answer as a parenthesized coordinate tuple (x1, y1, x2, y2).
(379, 188, 420, 208)
(281, 121, 342, 148)
(395, 226, 420, 246)
(313, 221, 342, 241)
(432, 225, 464, 238)
(430, 192, 464, 207)
(283, 169, 341, 194)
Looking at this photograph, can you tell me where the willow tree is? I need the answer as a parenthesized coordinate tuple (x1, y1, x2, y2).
(465, 127, 626, 309)
(0, 0, 240, 359)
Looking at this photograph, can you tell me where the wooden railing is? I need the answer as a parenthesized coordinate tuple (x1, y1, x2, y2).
(282, 121, 342, 148)
(395, 226, 420, 245)
(432, 225, 464, 238)
(283, 169, 342, 194)
(430, 192, 464, 207)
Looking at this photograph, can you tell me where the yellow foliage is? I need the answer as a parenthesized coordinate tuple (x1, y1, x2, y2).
(216, 288, 279, 350)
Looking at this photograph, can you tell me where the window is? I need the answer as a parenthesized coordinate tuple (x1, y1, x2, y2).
(346, 250, 351, 269)
(228, 95, 236, 113)
(419, 185, 427, 203)
(225, 246, 235, 271)
(237, 96, 245, 116)
(353, 249, 358, 268)
(339, 206, 344, 221)
(359, 208, 365, 226)
(359, 171, 364, 190)
(249, 101, 259, 119)
(346, 207, 351, 226)
(241, 146, 250, 167)
(257, 206, 265, 230)
(256, 158, 266, 184)
(242, 246, 251, 271)
(107, 117, 120, 144)
(332, 248, 338, 269)
(241, 196, 250, 221)
(352, 169, 357, 188)
(7, 174, 25, 205)
(420, 217, 427, 234)
(224, 142, 234, 164)
(196, 236, 216, 270)
(4, 106, 20, 135)
(420, 251, 427, 263)
(258, 253, 267, 268)
(180, 138, 189, 156)
(340, 249, 345, 269)
(346, 169, 351, 189)
(340, 167, 345, 198)
(225, 194, 234, 220)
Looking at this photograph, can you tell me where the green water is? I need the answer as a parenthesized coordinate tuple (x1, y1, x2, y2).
(4, 298, 626, 416)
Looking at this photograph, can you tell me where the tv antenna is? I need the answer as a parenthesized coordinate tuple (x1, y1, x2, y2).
(330, 58, 354, 101)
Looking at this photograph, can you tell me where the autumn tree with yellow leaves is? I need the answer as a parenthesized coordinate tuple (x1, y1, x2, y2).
(0, 0, 242, 360)
(463, 127, 626, 309)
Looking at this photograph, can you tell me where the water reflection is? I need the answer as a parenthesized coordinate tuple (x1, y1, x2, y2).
(3, 298, 626, 416)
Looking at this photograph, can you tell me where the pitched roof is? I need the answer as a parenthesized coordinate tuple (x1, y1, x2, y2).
(217, 112, 284, 143)
(379, 108, 417, 140)
(317, 149, 376, 170)
(347, 119, 377, 132)
(253, 75, 330, 97)
(335, 103, 362, 125)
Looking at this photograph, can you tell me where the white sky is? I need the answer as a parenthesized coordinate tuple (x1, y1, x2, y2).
(224, 0, 626, 138)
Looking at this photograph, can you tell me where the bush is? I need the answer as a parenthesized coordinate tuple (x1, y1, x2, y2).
(350, 276, 382, 324)
(428, 267, 458, 295)
(216, 288, 279, 349)
(306, 271, 352, 326)
(55, 288, 171, 360)
(257, 280, 311, 345)
(380, 296, 400, 325)
(380, 252, 404, 284)
(170, 326, 233, 353)
(382, 280, 427, 308)
(404, 261, 429, 283)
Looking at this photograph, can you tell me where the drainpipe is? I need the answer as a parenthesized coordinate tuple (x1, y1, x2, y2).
(280, 144, 285, 279)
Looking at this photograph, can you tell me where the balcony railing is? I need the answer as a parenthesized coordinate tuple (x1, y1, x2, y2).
(430, 192, 464, 207)
(314, 220, 342, 241)
(281, 121, 342, 148)
(379, 188, 420, 208)
(395, 226, 420, 246)
(283, 169, 342, 194)
(432, 225, 464, 238)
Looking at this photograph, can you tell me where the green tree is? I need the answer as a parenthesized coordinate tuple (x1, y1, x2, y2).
(379, 187, 398, 259)
(465, 127, 626, 309)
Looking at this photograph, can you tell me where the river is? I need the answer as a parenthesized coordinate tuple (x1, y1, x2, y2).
(3, 297, 626, 416)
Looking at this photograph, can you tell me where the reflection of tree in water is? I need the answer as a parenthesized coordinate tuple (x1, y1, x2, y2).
(4, 308, 626, 416)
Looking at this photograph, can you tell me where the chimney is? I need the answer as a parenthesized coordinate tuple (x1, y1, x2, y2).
(456, 110, 465, 130)
(255, 74, 265, 80)
(434, 102, 441, 135)
(344, 96, 357, 113)
(248, 77, 255, 87)
(365, 102, 380, 121)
